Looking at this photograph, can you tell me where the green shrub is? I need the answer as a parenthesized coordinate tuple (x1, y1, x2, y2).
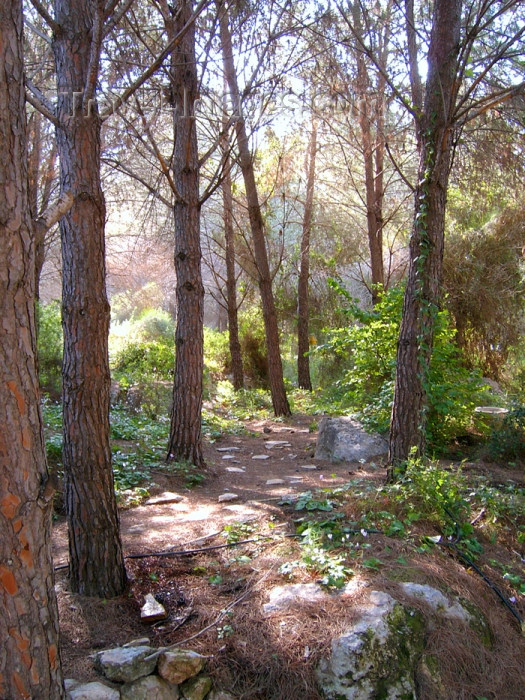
(113, 341, 174, 383)
(238, 308, 268, 387)
(133, 308, 174, 343)
(203, 327, 230, 396)
(37, 301, 63, 398)
(489, 404, 525, 463)
(315, 282, 485, 449)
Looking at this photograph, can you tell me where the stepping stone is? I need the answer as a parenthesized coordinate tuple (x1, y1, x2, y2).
(145, 492, 184, 506)
(264, 441, 292, 449)
(252, 454, 270, 460)
(266, 479, 285, 486)
(226, 467, 245, 473)
(218, 493, 239, 503)
(217, 447, 241, 452)
(285, 475, 304, 480)
(140, 594, 167, 622)
(301, 464, 318, 470)
(222, 455, 236, 460)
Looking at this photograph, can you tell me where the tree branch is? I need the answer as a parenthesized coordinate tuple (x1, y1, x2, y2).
(103, 0, 135, 37)
(24, 17, 52, 45)
(103, 157, 173, 208)
(33, 191, 74, 234)
(100, 0, 211, 120)
(83, 2, 105, 109)
(26, 79, 59, 127)
(28, 0, 59, 33)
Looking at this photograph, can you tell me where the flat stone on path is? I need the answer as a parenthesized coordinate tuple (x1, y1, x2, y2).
(217, 447, 241, 452)
(145, 492, 184, 506)
(301, 464, 318, 470)
(225, 467, 245, 473)
(266, 479, 285, 486)
(218, 493, 239, 503)
(251, 454, 270, 460)
(264, 440, 292, 449)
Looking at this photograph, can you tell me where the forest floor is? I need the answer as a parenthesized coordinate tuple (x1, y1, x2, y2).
(52, 413, 525, 699)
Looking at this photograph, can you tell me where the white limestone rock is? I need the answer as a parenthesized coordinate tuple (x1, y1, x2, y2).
(218, 493, 239, 503)
(141, 593, 168, 622)
(316, 590, 425, 699)
(67, 681, 120, 700)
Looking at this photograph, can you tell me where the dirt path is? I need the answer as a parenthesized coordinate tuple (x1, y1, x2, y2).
(52, 414, 383, 566)
(51, 416, 525, 698)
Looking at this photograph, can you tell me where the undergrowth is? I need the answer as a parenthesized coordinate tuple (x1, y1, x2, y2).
(277, 457, 525, 606)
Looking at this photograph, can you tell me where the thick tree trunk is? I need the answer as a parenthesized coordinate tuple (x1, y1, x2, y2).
(53, 0, 126, 595)
(0, 2, 64, 697)
(388, 0, 462, 475)
(166, 0, 205, 466)
(218, 0, 290, 416)
(297, 119, 317, 391)
(221, 133, 245, 391)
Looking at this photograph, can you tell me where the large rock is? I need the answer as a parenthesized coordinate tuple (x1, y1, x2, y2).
(316, 590, 425, 700)
(399, 583, 471, 622)
(263, 581, 364, 614)
(66, 681, 120, 700)
(180, 674, 213, 700)
(120, 674, 180, 700)
(94, 645, 157, 683)
(158, 649, 206, 685)
(315, 416, 388, 463)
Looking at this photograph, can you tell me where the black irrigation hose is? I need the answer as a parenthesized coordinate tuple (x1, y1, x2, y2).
(54, 510, 525, 632)
(441, 506, 525, 631)
(54, 534, 301, 570)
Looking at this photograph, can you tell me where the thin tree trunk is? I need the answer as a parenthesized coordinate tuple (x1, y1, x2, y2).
(0, 2, 64, 696)
(352, 1, 387, 304)
(297, 118, 317, 391)
(166, 0, 205, 466)
(221, 130, 244, 391)
(218, 0, 290, 416)
(53, 0, 126, 595)
(388, 0, 462, 475)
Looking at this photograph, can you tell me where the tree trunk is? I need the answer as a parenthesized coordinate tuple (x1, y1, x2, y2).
(166, 0, 205, 466)
(28, 110, 58, 302)
(297, 118, 317, 391)
(388, 0, 462, 475)
(53, 0, 127, 595)
(352, 1, 388, 304)
(221, 131, 245, 391)
(218, 0, 290, 416)
(0, 2, 65, 696)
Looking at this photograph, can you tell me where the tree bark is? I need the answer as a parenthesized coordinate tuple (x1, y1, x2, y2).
(352, 0, 390, 304)
(297, 118, 317, 391)
(166, 0, 206, 466)
(221, 130, 245, 391)
(388, 0, 462, 475)
(218, 0, 290, 416)
(53, 0, 126, 595)
(0, 2, 65, 696)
